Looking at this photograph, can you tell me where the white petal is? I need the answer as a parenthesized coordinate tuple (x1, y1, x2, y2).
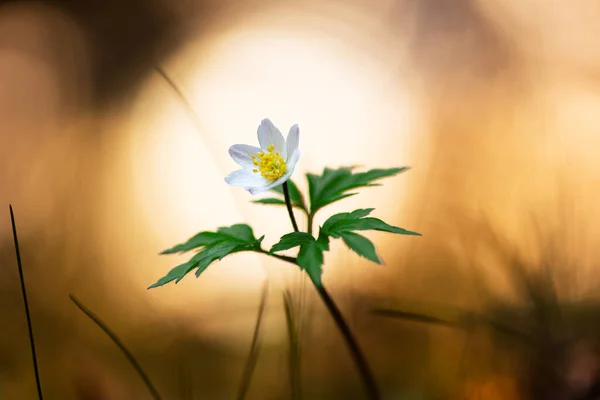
(286, 124, 299, 159)
(229, 144, 261, 169)
(225, 169, 269, 188)
(285, 148, 301, 173)
(257, 119, 287, 159)
(248, 185, 272, 195)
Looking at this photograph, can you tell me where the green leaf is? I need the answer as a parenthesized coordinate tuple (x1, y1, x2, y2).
(316, 231, 330, 251)
(160, 232, 224, 255)
(252, 198, 287, 206)
(251, 197, 306, 209)
(297, 241, 324, 287)
(150, 224, 264, 288)
(216, 224, 257, 242)
(270, 232, 315, 253)
(270, 179, 307, 211)
(327, 217, 421, 237)
(306, 166, 409, 213)
(340, 232, 382, 264)
(321, 208, 375, 232)
(270, 232, 324, 286)
(148, 259, 198, 288)
(317, 209, 375, 251)
(161, 224, 259, 255)
(316, 209, 420, 266)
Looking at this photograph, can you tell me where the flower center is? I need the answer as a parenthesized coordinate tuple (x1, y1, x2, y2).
(251, 144, 287, 181)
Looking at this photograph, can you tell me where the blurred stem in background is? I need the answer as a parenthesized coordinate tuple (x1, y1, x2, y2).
(236, 280, 269, 400)
(69, 295, 163, 400)
(284, 289, 302, 400)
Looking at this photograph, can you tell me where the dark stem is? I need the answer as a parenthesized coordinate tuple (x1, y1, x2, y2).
(10, 205, 44, 400)
(257, 250, 297, 265)
(237, 280, 269, 400)
(282, 182, 299, 232)
(69, 295, 163, 400)
(316, 285, 380, 400)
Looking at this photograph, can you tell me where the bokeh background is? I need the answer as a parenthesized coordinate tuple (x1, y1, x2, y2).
(1, 0, 600, 398)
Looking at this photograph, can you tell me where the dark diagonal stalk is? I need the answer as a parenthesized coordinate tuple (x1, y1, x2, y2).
(9, 205, 44, 400)
(69, 295, 163, 400)
(315, 286, 380, 399)
(282, 182, 299, 232)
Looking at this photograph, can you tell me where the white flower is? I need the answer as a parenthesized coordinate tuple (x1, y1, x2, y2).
(225, 118, 300, 195)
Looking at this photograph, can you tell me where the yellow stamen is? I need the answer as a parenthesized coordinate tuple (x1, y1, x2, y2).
(251, 144, 287, 180)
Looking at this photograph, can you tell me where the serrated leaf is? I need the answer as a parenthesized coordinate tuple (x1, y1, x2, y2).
(160, 232, 224, 254)
(160, 223, 258, 255)
(148, 259, 198, 288)
(193, 241, 249, 277)
(317, 209, 377, 252)
(321, 208, 375, 232)
(316, 231, 330, 251)
(306, 166, 409, 213)
(270, 179, 307, 211)
(270, 232, 315, 253)
(216, 224, 256, 242)
(340, 232, 382, 264)
(316, 209, 420, 266)
(150, 241, 256, 288)
(151, 224, 264, 288)
(328, 217, 421, 237)
(297, 241, 324, 287)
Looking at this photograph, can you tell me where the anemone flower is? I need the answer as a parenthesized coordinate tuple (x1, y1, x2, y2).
(225, 118, 300, 195)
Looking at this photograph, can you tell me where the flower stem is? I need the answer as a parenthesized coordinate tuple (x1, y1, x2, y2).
(257, 249, 297, 265)
(10, 205, 44, 400)
(282, 182, 299, 232)
(316, 285, 380, 400)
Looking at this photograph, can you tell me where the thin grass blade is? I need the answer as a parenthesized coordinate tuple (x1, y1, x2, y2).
(69, 295, 163, 400)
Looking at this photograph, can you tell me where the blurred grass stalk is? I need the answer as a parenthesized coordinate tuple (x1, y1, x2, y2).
(284, 289, 302, 400)
(236, 280, 269, 400)
(69, 294, 163, 400)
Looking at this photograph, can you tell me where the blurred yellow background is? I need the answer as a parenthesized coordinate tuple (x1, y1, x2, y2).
(1, 0, 600, 398)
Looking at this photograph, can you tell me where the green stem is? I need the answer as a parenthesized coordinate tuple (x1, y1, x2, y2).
(10, 205, 44, 400)
(282, 182, 299, 232)
(307, 213, 314, 236)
